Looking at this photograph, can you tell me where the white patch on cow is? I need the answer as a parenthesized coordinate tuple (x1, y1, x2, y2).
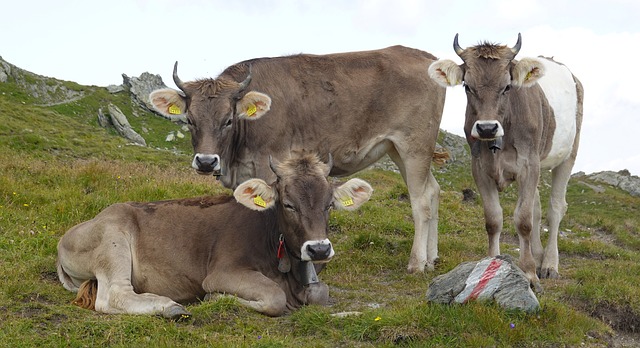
(470, 120, 505, 140)
(192, 153, 221, 172)
(301, 239, 334, 262)
(536, 59, 578, 169)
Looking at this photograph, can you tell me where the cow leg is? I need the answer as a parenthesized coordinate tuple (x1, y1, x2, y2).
(98, 233, 189, 319)
(471, 162, 503, 257)
(203, 270, 288, 316)
(531, 188, 545, 271)
(389, 150, 440, 273)
(514, 171, 543, 292)
(541, 160, 572, 279)
(59, 225, 188, 319)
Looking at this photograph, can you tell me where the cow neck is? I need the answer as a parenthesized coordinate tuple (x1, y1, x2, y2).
(275, 233, 319, 286)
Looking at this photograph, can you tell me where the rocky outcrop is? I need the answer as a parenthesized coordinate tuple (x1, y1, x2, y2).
(0, 56, 84, 105)
(119, 72, 186, 123)
(98, 104, 146, 146)
(573, 170, 640, 197)
(0, 56, 9, 83)
(440, 130, 470, 164)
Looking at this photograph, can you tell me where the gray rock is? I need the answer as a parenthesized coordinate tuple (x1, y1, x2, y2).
(440, 130, 470, 164)
(586, 170, 640, 197)
(106, 84, 125, 94)
(426, 255, 540, 313)
(122, 72, 187, 122)
(97, 109, 110, 128)
(98, 104, 147, 146)
(0, 57, 9, 83)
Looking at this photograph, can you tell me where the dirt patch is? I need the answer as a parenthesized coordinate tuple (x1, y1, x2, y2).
(590, 302, 639, 334)
(40, 270, 59, 283)
(568, 299, 640, 347)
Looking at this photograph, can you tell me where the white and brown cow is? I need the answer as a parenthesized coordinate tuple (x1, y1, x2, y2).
(429, 34, 583, 291)
(57, 152, 372, 318)
(149, 46, 447, 273)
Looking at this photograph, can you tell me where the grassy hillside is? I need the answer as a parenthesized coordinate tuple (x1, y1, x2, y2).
(1, 69, 639, 347)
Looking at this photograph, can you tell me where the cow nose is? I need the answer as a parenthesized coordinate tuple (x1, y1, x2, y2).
(192, 154, 220, 174)
(306, 243, 332, 261)
(472, 120, 504, 140)
(476, 123, 499, 138)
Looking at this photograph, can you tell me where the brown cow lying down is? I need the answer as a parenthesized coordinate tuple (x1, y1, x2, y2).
(57, 152, 373, 319)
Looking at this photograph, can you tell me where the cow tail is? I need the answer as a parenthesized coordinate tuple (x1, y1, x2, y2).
(72, 279, 98, 310)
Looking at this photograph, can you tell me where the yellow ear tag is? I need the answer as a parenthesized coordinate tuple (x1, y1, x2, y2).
(168, 104, 181, 115)
(341, 197, 354, 207)
(246, 104, 257, 117)
(253, 195, 267, 208)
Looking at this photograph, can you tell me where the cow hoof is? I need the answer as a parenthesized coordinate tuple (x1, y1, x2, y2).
(539, 268, 559, 279)
(163, 304, 192, 321)
(530, 280, 544, 294)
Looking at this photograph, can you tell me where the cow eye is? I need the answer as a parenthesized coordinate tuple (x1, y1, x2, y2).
(284, 203, 297, 212)
(223, 118, 233, 128)
(503, 84, 512, 95)
(463, 83, 473, 95)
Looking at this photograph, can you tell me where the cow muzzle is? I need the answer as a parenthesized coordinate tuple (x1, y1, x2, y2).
(192, 154, 222, 176)
(301, 239, 334, 263)
(471, 120, 504, 141)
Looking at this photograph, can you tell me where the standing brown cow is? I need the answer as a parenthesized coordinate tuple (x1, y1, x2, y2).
(149, 46, 447, 273)
(429, 34, 583, 291)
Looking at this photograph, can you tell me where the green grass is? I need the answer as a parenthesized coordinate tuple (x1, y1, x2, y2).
(1, 73, 639, 347)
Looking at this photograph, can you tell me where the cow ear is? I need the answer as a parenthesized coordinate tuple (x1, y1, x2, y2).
(149, 89, 188, 121)
(512, 57, 545, 87)
(234, 178, 277, 211)
(236, 91, 272, 120)
(428, 59, 463, 87)
(333, 178, 373, 211)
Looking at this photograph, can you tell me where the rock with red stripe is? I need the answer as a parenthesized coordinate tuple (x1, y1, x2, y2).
(425, 255, 539, 312)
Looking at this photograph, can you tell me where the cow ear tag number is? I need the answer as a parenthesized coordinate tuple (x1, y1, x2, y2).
(253, 195, 267, 208)
(246, 104, 257, 117)
(168, 104, 181, 115)
(341, 197, 354, 207)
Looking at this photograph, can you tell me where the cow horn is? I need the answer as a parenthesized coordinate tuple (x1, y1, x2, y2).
(453, 33, 464, 57)
(510, 33, 522, 56)
(173, 61, 186, 91)
(238, 65, 252, 91)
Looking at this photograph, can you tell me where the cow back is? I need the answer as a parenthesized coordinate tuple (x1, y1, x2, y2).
(218, 46, 445, 180)
(124, 196, 278, 302)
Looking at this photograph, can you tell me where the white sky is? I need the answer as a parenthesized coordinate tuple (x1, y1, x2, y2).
(2, 0, 639, 175)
